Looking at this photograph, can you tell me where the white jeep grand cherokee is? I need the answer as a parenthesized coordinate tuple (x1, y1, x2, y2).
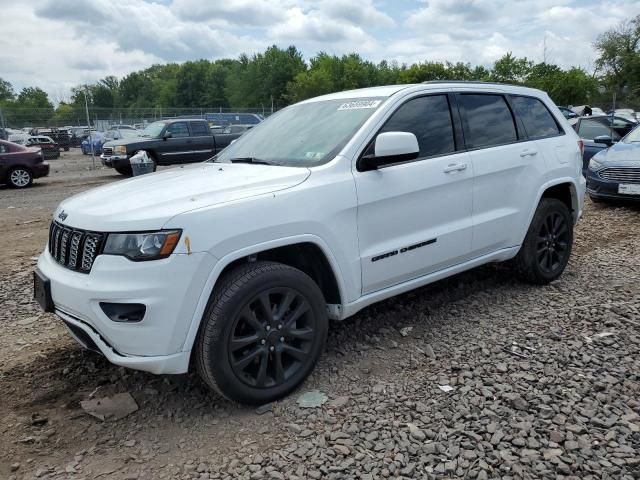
(35, 83, 585, 404)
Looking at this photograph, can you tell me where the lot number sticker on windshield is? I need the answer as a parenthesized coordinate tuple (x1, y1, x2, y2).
(338, 100, 382, 111)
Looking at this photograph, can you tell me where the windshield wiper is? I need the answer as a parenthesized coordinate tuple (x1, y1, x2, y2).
(229, 157, 279, 165)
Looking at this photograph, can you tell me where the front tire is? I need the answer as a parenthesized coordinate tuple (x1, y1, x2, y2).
(7, 167, 33, 188)
(195, 261, 328, 405)
(115, 165, 132, 176)
(515, 198, 573, 284)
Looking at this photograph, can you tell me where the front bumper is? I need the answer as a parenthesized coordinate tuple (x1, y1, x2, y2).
(100, 154, 129, 169)
(37, 248, 217, 374)
(586, 169, 640, 201)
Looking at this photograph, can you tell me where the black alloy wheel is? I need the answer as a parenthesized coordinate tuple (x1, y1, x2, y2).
(229, 288, 316, 389)
(536, 211, 570, 274)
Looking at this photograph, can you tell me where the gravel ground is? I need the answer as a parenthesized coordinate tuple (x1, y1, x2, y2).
(1, 151, 639, 479)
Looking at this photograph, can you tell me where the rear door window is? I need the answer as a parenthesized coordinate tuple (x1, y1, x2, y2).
(510, 96, 562, 138)
(166, 122, 190, 138)
(460, 94, 517, 149)
(378, 94, 456, 158)
(190, 121, 210, 136)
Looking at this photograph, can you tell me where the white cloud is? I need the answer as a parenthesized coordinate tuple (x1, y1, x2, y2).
(0, 0, 638, 99)
(171, 0, 286, 26)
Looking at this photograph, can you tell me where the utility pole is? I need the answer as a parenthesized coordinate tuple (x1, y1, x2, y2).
(84, 88, 96, 169)
(0, 106, 6, 131)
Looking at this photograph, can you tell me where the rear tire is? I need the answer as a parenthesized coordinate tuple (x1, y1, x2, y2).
(195, 261, 328, 405)
(7, 167, 33, 188)
(515, 199, 573, 284)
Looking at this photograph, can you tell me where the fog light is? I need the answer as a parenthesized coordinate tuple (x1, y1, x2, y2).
(100, 302, 146, 323)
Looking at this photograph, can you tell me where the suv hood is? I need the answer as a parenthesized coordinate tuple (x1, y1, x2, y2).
(54, 163, 311, 231)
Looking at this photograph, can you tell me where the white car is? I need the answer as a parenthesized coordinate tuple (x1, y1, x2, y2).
(35, 83, 585, 404)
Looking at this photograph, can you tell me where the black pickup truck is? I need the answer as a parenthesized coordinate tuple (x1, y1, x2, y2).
(100, 119, 242, 175)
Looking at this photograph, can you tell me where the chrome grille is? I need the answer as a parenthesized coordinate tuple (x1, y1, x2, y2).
(48, 221, 104, 273)
(102, 147, 113, 156)
(598, 167, 640, 183)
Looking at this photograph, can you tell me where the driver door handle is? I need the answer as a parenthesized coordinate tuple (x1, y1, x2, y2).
(443, 162, 468, 173)
(520, 149, 538, 157)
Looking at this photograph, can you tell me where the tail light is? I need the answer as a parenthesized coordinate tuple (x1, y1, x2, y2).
(577, 139, 584, 157)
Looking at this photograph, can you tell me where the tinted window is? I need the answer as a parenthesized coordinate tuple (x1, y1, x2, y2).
(511, 96, 561, 138)
(379, 95, 455, 158)
(166, 122, 190, 138)
(461, 94, 517, 148)
(578, 120, 620, 141)
(190, 121, 210, 136)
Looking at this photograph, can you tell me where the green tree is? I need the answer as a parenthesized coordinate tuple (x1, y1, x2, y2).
(14, 87, 54, 125)
(490, 53, 532, 83)
(0, 78, 15, 103)
(227, 46, 306, 109)
(594, 15, 640, 106)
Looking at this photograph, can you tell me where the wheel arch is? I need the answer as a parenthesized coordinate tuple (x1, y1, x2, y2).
(6, 164, 33, 184)
(518, 178, 581, 247)
(181, 235, 346, 355)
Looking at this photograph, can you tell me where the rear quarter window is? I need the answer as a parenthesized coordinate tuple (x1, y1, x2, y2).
(510, 96, 562, 139)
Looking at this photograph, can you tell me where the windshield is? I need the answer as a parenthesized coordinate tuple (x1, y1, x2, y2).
(623, 125, 640, 143)
(140, 121, 166, 138)
(212, 97, 386, 167)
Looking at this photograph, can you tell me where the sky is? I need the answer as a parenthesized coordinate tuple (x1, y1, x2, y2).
(0, 0, 638, 100)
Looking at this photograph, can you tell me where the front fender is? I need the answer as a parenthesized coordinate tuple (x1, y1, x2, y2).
(179, 234, 347, 353)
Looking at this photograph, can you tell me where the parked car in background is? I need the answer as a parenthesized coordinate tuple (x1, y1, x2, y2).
(570, 116, 636, 173)
(0, 139, 49, 188)
(558, 106, 578, 119)
(608, 109, 638, 123)
(39, 129, 71, 151)
(221, 124, 255, 134)
(8, 133, 29, 145)
(36, 83, 584, 404)
(81, 131, 105, 155)
(205, 112, 263, 127)
(103, 128, 140, 143)
(26, 136, 60, 159)
(586, 124, 640, 202)
(100, 119, 243, 175)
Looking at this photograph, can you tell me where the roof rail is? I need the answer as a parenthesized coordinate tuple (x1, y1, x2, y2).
(421, 80, 521, 87)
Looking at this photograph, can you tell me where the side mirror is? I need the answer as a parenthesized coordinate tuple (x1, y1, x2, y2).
(359, 132, 419, 171)
(163, 131, 172, 140)
(594, 135, 613, 146)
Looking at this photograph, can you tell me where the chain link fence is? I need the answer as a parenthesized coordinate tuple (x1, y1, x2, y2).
(0, 105, 277, 136)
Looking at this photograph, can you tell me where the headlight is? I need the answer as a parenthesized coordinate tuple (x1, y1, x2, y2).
(114, 145, 127, 155)
(103, 230, 181, 261)
(588, 158, 605, 171)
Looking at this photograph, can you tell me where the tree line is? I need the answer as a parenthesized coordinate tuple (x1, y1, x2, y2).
(1, 15, 639, 127)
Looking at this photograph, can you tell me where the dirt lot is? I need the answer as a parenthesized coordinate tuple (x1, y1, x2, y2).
(1, 150, 639, 480)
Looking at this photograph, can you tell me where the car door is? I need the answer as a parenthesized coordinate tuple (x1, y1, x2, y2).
(188, 121, 216, 161)
(0, 143, 9, 178)
(576, 118, 621, 172)
(457, 92, 544, 257)
(157, 121, 191, 164)
(354, 93, 474, 294)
